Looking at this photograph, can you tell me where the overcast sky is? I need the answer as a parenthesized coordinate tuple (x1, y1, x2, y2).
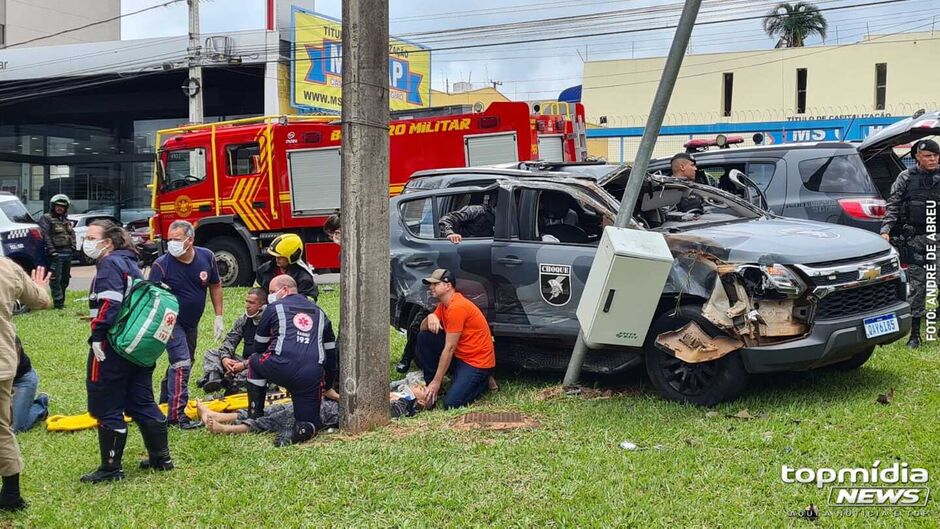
(122, 0, 940, 100)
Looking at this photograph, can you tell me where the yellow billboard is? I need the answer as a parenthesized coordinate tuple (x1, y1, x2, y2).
(291, 9, 431, 113)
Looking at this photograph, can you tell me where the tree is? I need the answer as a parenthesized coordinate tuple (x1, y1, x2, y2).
(762, 2, 828, 48)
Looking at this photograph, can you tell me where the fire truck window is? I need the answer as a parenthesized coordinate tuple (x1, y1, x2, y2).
(226, 143, 262, 176)
(162, 148, 207, 191)
(399, 197, 435, 239)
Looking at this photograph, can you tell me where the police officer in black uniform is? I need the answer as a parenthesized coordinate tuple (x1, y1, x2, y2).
(37, 194, 76, 309)
(438, 194, 496, 244)
(246, 275, 338, 446)
(881, 139, 940, 349)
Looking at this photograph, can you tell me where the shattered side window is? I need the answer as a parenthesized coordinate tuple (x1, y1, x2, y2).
(399, 197, 435, 238)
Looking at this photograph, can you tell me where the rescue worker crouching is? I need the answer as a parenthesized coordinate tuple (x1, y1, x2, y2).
(81, 220, 172, 484)
(246, 275, 338, 446)
(255, 233, 319, 301)
(37, 194, 76, 309)
(881, 139, 940, 348)
(198, 288, 267, 394)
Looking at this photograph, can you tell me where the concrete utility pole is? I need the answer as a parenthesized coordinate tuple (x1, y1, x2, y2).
(187, 0, 204, 124)
(562, 0, 703, 388)
(339, 0, 391, 434)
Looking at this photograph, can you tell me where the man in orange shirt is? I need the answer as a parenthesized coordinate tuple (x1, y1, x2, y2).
(416, 269, 495, 409)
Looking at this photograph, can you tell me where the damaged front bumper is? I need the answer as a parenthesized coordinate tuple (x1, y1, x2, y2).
(736, 300, 911, 373)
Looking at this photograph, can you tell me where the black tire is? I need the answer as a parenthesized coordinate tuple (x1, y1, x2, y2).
(644, 305, 749, 406)
(829, 346, 875, 371)
(205, 236, 252, 287)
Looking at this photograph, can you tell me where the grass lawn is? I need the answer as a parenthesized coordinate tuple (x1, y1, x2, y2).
(4, 286, 938, 527)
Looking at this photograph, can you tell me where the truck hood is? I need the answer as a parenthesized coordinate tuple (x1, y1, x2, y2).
(668, 217, 890, 265)
(858, 110, 940, 161)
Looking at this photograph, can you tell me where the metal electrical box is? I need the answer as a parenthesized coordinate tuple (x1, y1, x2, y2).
(576, 226, 674, 348)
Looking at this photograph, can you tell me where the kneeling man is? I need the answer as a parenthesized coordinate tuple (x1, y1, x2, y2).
(416, 269, 495, 409)
(246, 276, 337, 446)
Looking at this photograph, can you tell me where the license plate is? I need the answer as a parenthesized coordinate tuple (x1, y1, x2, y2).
(863, 313, 899, 339)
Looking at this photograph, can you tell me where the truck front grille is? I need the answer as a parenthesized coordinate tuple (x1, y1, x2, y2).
(815, 280, 903, 320)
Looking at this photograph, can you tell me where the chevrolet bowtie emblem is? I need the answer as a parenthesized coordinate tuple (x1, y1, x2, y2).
(858, 266, 881, 281)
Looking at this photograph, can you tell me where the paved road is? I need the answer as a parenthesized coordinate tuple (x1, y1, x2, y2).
(67, 265, 339, 291)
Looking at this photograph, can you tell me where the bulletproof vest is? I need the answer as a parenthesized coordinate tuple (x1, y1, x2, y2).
(901, 169, 940, 233)
(45, 214, 74, 250)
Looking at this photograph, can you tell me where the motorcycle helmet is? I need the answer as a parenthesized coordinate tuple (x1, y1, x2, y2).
(50, 194, 71, 208)
(267, 233, 304, 265)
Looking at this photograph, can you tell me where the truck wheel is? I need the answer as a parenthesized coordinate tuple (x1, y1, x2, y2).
(644, 305, 749, 406)
(829, 346, 875, 371)
(206, 236, 252, 287)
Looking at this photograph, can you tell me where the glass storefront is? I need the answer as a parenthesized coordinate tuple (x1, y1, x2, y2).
(0, 66, 265, 223)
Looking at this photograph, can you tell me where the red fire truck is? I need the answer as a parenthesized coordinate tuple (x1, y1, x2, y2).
(531, 101, 587, 163)
(150, 102, 541, 286)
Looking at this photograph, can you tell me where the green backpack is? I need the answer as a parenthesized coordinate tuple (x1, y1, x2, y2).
(107, 279, 179, 367)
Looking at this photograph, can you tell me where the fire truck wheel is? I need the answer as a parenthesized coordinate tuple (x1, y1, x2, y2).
(206, 236, 252, 287)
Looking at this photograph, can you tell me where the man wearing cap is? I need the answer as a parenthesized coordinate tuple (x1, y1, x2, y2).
(669, 153, 705, 213)
(415, 269, 495, 409)
(881, 138, 940, 348)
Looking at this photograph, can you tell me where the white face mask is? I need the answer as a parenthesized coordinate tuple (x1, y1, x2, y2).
(167, 240, 187, 257)
(267, 287, 286, 304)
(82, 238, 105, 260)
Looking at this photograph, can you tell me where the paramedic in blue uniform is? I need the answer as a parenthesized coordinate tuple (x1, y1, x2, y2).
(81, 220, 172, 484)
(149, 220, 224, 428)
(246, 275, 338, 446)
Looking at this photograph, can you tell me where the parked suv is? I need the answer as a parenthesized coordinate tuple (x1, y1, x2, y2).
(0, 193, 46, 272)
(391, 167, 910, 405)
(646, 143, 886, 232)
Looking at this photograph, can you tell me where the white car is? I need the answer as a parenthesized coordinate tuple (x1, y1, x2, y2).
(68, 213, 119, 264)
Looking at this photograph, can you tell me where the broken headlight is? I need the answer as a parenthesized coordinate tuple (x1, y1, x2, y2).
(759, 265, 806, 297)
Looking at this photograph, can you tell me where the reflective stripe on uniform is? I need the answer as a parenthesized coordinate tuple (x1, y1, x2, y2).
(316, 310, 325, 364)
(97, 290, 124, 302)
(274, 304, 287, 355)
(89, 309, 99, 318)
(254, 334, 271, 344)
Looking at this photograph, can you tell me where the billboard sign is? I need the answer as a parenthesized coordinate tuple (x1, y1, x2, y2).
(291, 8, 431, 113)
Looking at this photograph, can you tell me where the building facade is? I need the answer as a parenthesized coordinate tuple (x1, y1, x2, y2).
(0, 0, 120, 48)
(582, 32, 940, 161)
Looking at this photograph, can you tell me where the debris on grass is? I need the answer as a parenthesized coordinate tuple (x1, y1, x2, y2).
(451, 411, 541, 431)
(619, 440, 666, 451)
(535, 385, 643, 401)
(877, 388, 895, 405)
(727, 408, 768, 420)
(705, 411, 719, 418)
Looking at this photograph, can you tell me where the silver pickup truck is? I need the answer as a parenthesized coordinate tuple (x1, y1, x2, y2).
(390, 167, 911, 405)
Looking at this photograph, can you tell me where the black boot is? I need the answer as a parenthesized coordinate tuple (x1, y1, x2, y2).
(202, 372, 223, 393)
(274, 421, 317, 447)
(137, 421, 174, 471)
(0, 473, 27, 512)
(80, 428, 126, 483)
(247, 383, 266, 419)
(907, 317, 921, 349)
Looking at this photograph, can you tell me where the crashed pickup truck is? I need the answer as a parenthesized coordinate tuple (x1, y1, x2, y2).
(390, 167, 911, 405)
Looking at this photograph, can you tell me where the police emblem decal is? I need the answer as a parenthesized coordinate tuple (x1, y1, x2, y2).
(293, 313, 314, 332)
(539, 263, 572, 306)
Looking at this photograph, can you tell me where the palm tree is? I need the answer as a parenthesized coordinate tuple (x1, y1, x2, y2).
(763, 2, 828, 48)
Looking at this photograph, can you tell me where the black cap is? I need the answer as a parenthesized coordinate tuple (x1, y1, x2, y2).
(913, 139, 940, 156)
(422, 268, 455, 285)
(671, 152, 695, 164)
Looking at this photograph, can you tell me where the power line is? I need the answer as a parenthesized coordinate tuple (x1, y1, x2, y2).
(3, 0, 187, 49)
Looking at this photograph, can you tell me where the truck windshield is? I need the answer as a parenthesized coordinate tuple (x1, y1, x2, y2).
(161, 148, 207, 191)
